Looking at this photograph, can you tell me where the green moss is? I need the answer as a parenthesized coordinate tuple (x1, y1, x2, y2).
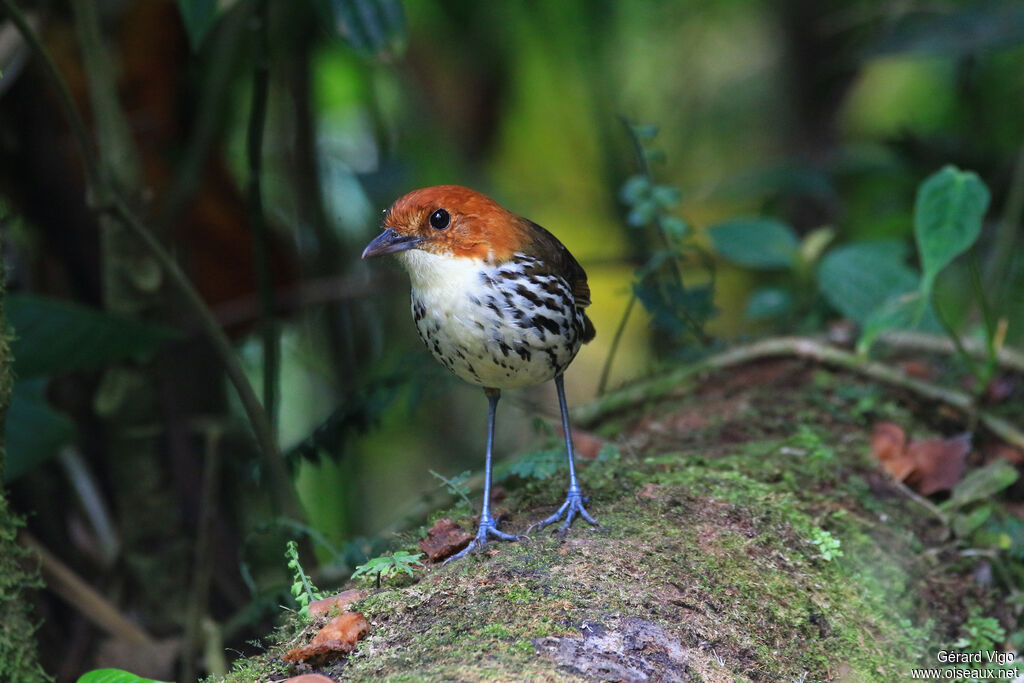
(212, 367, 984, 681)
(0, 256, 49, 682)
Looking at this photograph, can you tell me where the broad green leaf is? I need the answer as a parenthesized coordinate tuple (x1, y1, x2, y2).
(745, 287, 793, 320)
(7, 294, 179, 378)
(5, 379, 74, 483)
(315, 0, 406, 59)
(817, 242, 918, 323)
(942, 460, 1019, 512)
(77, 668, 169, 683)
(708, 218, 799, 269)
(856, 290, 939, 354)
(177, 0, 221, 52)
(914, 165, 990, 295)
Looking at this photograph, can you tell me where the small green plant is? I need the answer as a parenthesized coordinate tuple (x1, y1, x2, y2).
(953, 612, 1006, 652)
(285, 540, 324, 620)
(599, 119, 714, 394)
(810, 528, 843, 562)
(429, 469, 472, 507)
(351, 550, 425, 588)
(76, 669, 169, 683)
(710, 165, 1002, 392)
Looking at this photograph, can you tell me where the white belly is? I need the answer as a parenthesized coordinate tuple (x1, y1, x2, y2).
(397, 250, 585, 389)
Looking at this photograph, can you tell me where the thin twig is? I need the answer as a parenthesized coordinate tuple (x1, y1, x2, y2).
(19, 531, 155, 645)
(246, 0, 279, 434)
(182, 427, 223, 683)
(597, 292, 636, 396)
(878, 330, 1024, 374)
(574, 336, 1024, 451)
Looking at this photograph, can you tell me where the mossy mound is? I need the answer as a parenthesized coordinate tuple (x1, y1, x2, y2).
(225, 361, 984, 682)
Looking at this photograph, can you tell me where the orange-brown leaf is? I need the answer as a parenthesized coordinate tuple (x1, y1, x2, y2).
(904, 434, 971, 495)
(418, 517, 472, 563)
(871, 423, 913, 480)
(308, 589, 366, 619)
(282, 612, 369, 664)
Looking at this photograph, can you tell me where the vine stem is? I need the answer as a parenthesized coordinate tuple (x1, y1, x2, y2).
(573, 336, 1024, 451)
(246, 0, 279, 434)
(0, 0, 301, 519)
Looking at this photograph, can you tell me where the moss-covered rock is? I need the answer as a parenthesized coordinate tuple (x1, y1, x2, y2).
(0, 258, 49, 682)
(220, 361, 992, 682)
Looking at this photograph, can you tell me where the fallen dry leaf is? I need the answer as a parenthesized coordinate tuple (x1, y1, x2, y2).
(904, 434, 971, 495)
(898, 360, 934, 379)
(418, 517, 472, 563)
(571, 429, 604, 460)
(283, 612, 369, 665)
(871, 422, 971, 495)
(282, 675, 335, 683)
(308, 589, 366, 619)
(871, 423, 913, 480)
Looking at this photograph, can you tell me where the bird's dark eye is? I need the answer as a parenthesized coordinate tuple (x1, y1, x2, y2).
(429, 208, 450, 230)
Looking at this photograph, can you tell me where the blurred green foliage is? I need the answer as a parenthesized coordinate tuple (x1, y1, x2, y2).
(3, 0, 1024, 678)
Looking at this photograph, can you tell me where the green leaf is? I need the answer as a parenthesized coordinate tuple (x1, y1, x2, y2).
(952, 503, 993, 539)
(817, 241, 918, 323)
(914, 165, 990, 295)
(942, 460, 1019, 512)
(77, 668, 169, 683)
(496, 448, 562, 481)
(619, 175, 650, 204)
(7, 294, 179, 378)
(177, 0, 221, 52)
(660, 216, 688, 239)
(856, 290, 939, 354)
(5, 379, 75, 482)
(708, 218, 799, 269)
(315, 0, 407, 59)
(745, 287, 793, 320)
(651, 185, 681, 209)
(630, 123, 658, 139)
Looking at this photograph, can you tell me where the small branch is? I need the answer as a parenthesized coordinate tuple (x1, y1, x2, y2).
(182, 428, 223, 683)
(19, 531, 155, 646)
(597, 293, 636, 396)
(574, 336, 1024, 451)
(877, 331, 1024, 374)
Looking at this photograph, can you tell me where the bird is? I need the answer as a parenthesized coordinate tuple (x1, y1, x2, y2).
(362, 185, 598, 560)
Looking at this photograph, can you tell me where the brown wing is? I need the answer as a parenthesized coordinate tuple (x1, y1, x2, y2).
(519, 219, 596, 343)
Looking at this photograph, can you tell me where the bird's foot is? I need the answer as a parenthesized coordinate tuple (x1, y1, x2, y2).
(443, 517, 526, 564)
(529, 489, 599, 534)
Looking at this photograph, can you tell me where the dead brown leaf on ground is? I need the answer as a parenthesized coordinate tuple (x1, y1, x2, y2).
(282, 612, 369, 665)
(418, 517, 472, 563)
(308, 589, 366, 619)
(871, 422, 971, 495)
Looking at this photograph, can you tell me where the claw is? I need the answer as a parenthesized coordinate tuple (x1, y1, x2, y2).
(529, 490, 599, 535)
(443, 519, 527, 564)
